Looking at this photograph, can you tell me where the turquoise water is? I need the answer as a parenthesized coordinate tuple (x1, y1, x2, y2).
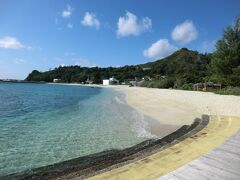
(0, 83, 155, 176)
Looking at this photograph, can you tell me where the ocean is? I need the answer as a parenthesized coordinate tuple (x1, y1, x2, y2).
(0, 82, 156, 176)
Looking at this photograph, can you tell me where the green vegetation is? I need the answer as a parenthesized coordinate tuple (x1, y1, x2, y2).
(139, 77, 175, 88)
(215, 87, 240, 96)
(139, 48, 210, 89)
(26, 18, 240, 95)
(25, 65, 149, 84)
(208, 18, 240, 87)
(26, 48, 209, 85)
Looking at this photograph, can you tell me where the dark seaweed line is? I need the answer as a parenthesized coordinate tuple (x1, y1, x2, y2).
(2, 115, 209, 180)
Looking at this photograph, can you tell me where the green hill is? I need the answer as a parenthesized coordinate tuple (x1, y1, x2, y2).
(140, 48, 210, 82)
(25, 48, 210, 87)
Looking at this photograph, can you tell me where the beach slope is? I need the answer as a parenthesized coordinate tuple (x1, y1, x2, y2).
(115, 86, 240, 125)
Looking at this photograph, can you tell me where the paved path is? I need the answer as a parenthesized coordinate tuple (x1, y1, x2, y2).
(87, 116, 240, 180)
(159, 131, 240, 180)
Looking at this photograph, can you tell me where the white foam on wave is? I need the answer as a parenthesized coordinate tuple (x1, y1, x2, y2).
(114, 94, 158, 140)
(130, 110, 159, 139)
(114, 96, 125, 104)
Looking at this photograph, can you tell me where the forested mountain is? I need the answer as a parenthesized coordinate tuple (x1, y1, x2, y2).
(25, 48, 210, 85)
(140, 48, 211, 83)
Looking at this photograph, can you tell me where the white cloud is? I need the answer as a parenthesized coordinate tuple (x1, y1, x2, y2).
(62, 4, 73, 18)
(64, 52, 76, 56)
(81, 12, 100, 29)
(143, 39, 178, 59)
(67, 23, 73, 28)
(14, 58, 26, 64)
(171, 20, 198, 44)
(0, 36, 24, 49)
(117, 11, 152, 37)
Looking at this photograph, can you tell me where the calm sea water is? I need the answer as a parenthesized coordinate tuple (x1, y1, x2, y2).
(0, 83, 155, 176)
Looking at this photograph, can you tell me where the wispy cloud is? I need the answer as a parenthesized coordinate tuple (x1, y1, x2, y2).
(200, 40, 216, 53)
(67, 23, 73, 29)
(171, 20, 198, 45)
(54, 55, 98, 68)
(14, 58, 26, 64)
(73, 58, 98, 67)
(59, 64, 66, 67)
(64, 52, 76, 56)
(81, 12, 101, 29)
(143, 39, 178, 59)
(0, 36, 24, 49)
(117, 11, 152, 37)
(55, 17, 59, 25)
(62, 4, 73, 18)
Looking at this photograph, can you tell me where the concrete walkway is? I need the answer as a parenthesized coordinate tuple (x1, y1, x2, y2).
(159, 131, 240, 180)
(88, 116, 240, 180)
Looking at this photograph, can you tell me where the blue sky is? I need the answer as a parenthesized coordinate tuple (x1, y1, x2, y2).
(0, 0, 239, 79)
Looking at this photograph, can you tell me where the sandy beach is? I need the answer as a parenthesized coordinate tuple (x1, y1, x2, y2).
(87, 86, 240, 180)
(49, 83, 240, 137)
(114, 86, 240, 126)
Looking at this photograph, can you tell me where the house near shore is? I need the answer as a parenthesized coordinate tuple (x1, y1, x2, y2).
(85, 76, 93, 84)
(102, 77, 119, 86)
(103, 79, 110, 86)
(85, 79, 93, 84)
(129, 77, 145, 86)
(193, 82, 221, 91)
(53, 78, 60, 83)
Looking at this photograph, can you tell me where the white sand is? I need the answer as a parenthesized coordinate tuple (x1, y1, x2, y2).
(114, 86, 240, 126)
(49, 83, 240, 126)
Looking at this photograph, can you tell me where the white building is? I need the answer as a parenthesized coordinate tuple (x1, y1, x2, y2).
(53, 78, 60, 83)
(102, 77, 119, 86)
(103, 79, 110, 86)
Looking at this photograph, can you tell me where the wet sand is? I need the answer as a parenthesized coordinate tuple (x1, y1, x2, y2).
(143, 115, 181, 138)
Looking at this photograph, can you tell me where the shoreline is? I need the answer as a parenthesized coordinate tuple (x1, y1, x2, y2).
(47, 82, 240, 137)
(114, 85, 240, 124)
(47, 82, 182, 138)
(113, 87, 181, 139)
(47, 83, 240, 123)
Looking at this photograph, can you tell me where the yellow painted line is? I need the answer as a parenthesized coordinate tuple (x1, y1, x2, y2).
(88, 116, 240, 180)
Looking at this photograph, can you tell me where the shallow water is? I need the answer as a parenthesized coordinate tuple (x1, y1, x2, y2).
(0, 83, 156, 176)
